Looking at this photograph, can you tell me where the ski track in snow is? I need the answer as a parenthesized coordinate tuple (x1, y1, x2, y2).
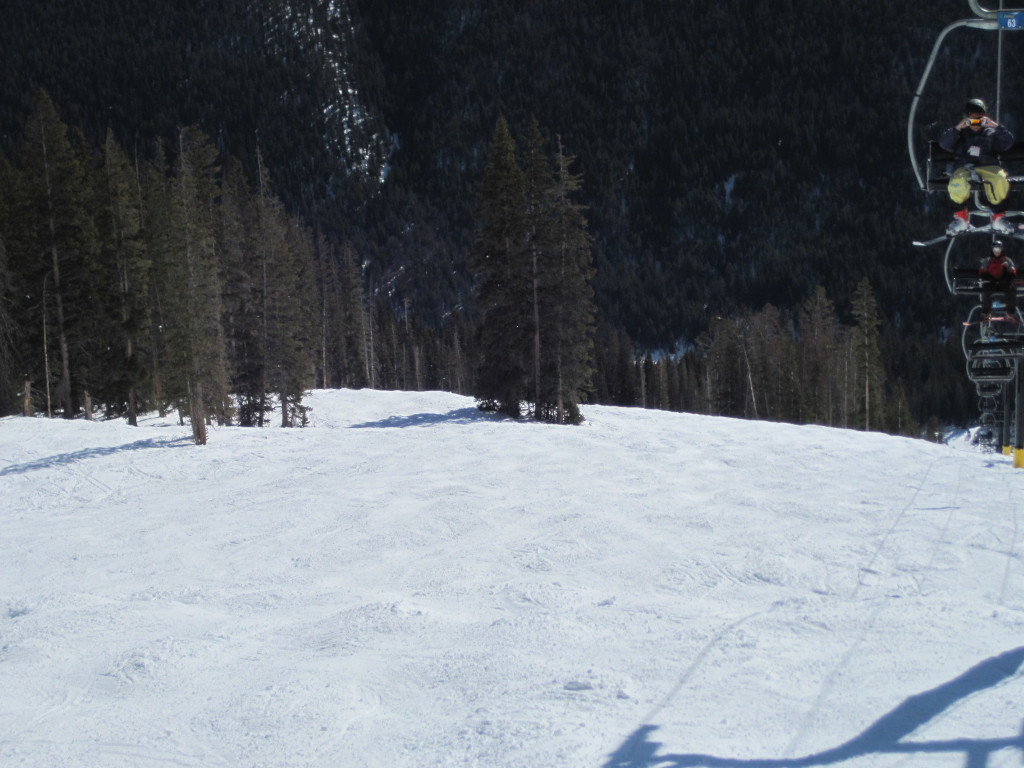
(2, 389, 1024, 768)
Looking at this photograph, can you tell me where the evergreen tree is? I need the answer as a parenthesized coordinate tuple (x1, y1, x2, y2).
(0, 190, 14, 415)
(165, 127, 230, 443)
(140, 139, 178, 417)
(468, 115, 531, 417)
(339, 242, 371, 389)
(9, 90, 98, 418)
(218, 156, 265, 425)
(851, 277, 886, 432)
(94, 129, 152, 424)
(746, 305, 798, 423)
(523, 117, 553, 415)
(538, 134, 596, 423)
(253, 149, 315, 426)
(797, 285, 840, 426)
(699, 316, 744, 417)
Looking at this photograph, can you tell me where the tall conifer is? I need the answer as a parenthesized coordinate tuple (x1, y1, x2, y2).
(797, 285, 840, 425)
(0, 194, 14, 415)
(12, 91, 97, 417)
(165, 127, 230, 443)
(541, 134, 596, 423)
(94, 129, 151, 423)
(469, 115, 530, 417)
(851, 277, 885, 432)
(218, 157, 265, 425)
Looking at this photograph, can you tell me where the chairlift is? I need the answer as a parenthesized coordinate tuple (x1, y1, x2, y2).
(908, 2, 1024, 193)
(967, 355, 1016, 383)
(913, 3, 1024, 449)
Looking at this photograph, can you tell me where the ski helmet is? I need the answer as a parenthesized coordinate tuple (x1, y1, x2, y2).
(965, 98, 988, 115)
(993, 239, 1005, 251)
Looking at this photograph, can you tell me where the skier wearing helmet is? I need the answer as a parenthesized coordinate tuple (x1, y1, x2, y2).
(940, 98, 1015, 235)
(979, 239, 1018, 322)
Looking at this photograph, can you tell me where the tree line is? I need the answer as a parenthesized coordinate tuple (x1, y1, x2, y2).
(0, 91, 378, 442)
(594, 280, 918, 438)
(0, 92, 925, 440)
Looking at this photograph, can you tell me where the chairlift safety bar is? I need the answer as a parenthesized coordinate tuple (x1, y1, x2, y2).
(969, 1, 1024, 21)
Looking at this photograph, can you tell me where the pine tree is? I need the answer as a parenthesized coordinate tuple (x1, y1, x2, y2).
(141, 139, 178, 417)
(851, 277, 886, 432)
(218, 156, 265, 426)
(746, 305, 798, 422)
(699, 316, 744, 417)
(468, 115, 531, 417)
(94, 129, 152, 424)
(253, 149, 315, 427)
(163, 127, 230, 443)
(340, 242, 371, 389)
(0, 182, 15, 415)
(523, 117, 552, 415)
(10, 91, 98, 417)
(539, 134, 596, 423)
(797, 285, 840, 426)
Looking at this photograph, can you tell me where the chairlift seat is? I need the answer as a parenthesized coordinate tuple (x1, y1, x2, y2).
(967, 356, 1017, 383)
(951, 268, 1024, 296)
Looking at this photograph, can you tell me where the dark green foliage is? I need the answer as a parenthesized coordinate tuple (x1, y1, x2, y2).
(6, 91, 98, 418)
(0, 95, 350, 440)
(0, 156, 18, 414)
(93, 130, 151, 423)
(851, 278, 887, 432)
(0, 1, 1006, 432)
(469, 116, 531, 417)
(351, 0, 982, 428)
(219, 156, 266, 426)
(535, 132, 597, 424)
(470, 117, 597, 422)
(168, 126, 230, 443)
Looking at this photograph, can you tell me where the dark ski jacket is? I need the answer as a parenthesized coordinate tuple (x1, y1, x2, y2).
(940, 122, 1015, 166)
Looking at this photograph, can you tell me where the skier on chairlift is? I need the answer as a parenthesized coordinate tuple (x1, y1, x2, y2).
(940, 98, 1015, 235)
(979, 239, 1018, 322)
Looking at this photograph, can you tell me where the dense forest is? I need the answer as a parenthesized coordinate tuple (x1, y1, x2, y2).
(0, 0, 1017, 434)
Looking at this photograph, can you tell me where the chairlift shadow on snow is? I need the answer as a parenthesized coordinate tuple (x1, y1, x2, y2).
(604, 646, 1024, 768)
(0, 436, 194, 477)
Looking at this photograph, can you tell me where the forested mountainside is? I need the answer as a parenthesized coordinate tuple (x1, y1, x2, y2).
(0, 0, 1018, 427)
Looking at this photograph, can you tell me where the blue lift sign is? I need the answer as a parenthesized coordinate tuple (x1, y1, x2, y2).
(1000, 12, 1024, 29)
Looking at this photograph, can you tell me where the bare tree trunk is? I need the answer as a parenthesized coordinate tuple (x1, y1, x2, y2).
(321, 290, 328, 390)
(532, 248, 541, 417)
(42, 278, 53, 418)
(188, 378, 207, 445)
(638, 353, 647, 409)
(452, 329, 464, 394)
(366, 317, 375, 388)
(863, 339, 871, 431)
(43, 162, 73, 417)
(741, 341, 759, 420)
(23, 380, 31, 417)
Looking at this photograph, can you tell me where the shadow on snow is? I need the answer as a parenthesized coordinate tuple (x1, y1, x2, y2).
(349, 407, 497, 429)
(604, 646, 1024, 768)
(0, 436, 194, 477)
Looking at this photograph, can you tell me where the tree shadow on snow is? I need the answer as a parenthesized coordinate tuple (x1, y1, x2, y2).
(604, 646, 1024, 768)
(349, 407, 496, 429)
(0, 436, 194, 477)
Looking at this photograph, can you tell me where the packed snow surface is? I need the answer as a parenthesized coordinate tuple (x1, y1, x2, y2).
(1, 389, 1023, 768)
